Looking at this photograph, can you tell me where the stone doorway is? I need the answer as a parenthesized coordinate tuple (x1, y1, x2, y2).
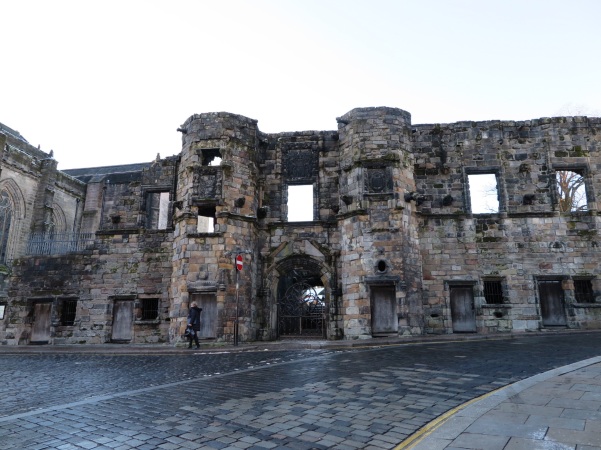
(538, 280, 567, 327)
(31, 301, 52, 344)
(190, 292, 217, 339)
(370, 285, 397, 336)
(111, 299, 133, 343)
(450, 285, 476, 333)
(277, 279, 325, 339)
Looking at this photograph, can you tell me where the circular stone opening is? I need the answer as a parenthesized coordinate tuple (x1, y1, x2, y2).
(377, 260, 387, 273)
(493, 311, 504, 318)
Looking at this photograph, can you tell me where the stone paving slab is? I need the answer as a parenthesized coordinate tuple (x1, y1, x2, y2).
(1, 333, 601, 449)
(408, 357, 601, 450)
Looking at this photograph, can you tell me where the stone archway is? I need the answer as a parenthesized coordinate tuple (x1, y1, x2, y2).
(271, 255, 333, 339)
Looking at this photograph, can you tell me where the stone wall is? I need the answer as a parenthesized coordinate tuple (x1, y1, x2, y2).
(1, 108, 600, 346)
(413, 117, 601, 333)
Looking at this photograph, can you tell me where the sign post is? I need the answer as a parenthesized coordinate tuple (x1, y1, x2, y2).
(225, 249, 250, 347)
(234, 254, 243, 346)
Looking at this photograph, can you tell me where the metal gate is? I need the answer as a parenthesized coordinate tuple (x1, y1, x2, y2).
(278, 282, 325, 338)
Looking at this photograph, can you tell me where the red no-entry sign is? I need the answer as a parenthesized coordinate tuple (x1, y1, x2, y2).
(236, 254, 243, 271)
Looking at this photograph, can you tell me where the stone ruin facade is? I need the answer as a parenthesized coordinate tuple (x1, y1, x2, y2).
(0, 106, 599, 346)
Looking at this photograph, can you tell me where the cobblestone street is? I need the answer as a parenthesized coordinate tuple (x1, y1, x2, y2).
(1, 332, 601, 449)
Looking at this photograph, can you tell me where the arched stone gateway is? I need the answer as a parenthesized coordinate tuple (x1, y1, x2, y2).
(268, 255, 339, 340)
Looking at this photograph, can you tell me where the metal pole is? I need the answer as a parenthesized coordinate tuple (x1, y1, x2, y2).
(234, 253, 239, 346)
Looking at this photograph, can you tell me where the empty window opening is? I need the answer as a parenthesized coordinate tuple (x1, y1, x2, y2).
(483, 280, 504, 304)
(201, 149, 222, 166)
(61, 299, 77, 326)
(0, 190, 13, 264)
(468, 174, 499, 214)
(288, 185, 313, 221)
(147, 192, 170, 229)
(197, 206, 216, 233)
(141, 298, 159, 321)
(574, 279, 594, 303)
(556, 170, 587, 212)
(0, 304, 5, 320)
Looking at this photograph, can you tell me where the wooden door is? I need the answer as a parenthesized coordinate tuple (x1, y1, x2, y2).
(371, 285, 397, 335)
(111, 300, 133, 342)
(538, 280, 567, 327)
(31, 302, 52, 344)
(450, 286, 476, 332)
(191, 293, 217, 339)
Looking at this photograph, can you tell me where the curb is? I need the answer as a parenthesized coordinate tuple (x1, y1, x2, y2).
(1, 329, 600, 355)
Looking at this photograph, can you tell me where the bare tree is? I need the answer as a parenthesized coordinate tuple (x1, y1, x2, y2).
(556, 170, 587, 212)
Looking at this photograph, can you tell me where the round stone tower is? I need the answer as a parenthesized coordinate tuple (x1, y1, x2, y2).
(170, 112, 260, 344)
(336, 107, 423, 338)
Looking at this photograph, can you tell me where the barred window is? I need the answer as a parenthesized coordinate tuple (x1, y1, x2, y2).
(574, 280, 594, 303)
(141, 298, 159, 321)
(61, 299, 77, 326)
(483, 280, 504, 304)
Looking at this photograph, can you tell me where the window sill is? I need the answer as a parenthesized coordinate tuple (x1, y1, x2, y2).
(135, 319, 161, 325)
(187, 232, 224, 238)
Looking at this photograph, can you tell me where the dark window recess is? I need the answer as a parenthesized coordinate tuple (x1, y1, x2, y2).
(141, 298, 159, 320)
(574, 280, 595, 303)
(62, 299, 77, 326)
(197, 205, 216, 233)
(201, 148, 222, 166)
(483, 280, 504, 304)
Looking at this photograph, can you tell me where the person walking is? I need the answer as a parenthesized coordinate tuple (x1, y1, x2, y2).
(187, 301, 202, 349)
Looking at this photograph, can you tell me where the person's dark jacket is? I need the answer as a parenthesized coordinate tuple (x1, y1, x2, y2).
(187, 306, 202, 332)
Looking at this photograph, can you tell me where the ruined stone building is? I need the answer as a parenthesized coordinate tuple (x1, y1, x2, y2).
(0, 106, 599, 346)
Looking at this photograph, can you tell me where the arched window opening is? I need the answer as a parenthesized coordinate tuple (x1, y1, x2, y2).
(0, 191, 13, 263)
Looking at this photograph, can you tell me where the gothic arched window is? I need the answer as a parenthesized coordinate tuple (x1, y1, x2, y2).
(0, 191, 13, 263)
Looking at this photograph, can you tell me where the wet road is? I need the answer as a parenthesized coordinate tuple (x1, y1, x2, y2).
(1, 332, 600, 449)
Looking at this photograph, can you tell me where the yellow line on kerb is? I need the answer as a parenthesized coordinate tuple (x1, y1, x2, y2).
(394, 386, 506, 450)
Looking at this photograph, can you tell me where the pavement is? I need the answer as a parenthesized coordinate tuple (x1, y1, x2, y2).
(401, 356, 601, 450)
(0, 331, 601, 450)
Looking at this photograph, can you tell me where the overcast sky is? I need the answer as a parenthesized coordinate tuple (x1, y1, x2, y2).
(2, 0, 600, 170)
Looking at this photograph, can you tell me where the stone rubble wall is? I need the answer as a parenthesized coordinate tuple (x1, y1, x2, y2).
(2, 109, 601, 345)
(413, 117, 601, 332)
